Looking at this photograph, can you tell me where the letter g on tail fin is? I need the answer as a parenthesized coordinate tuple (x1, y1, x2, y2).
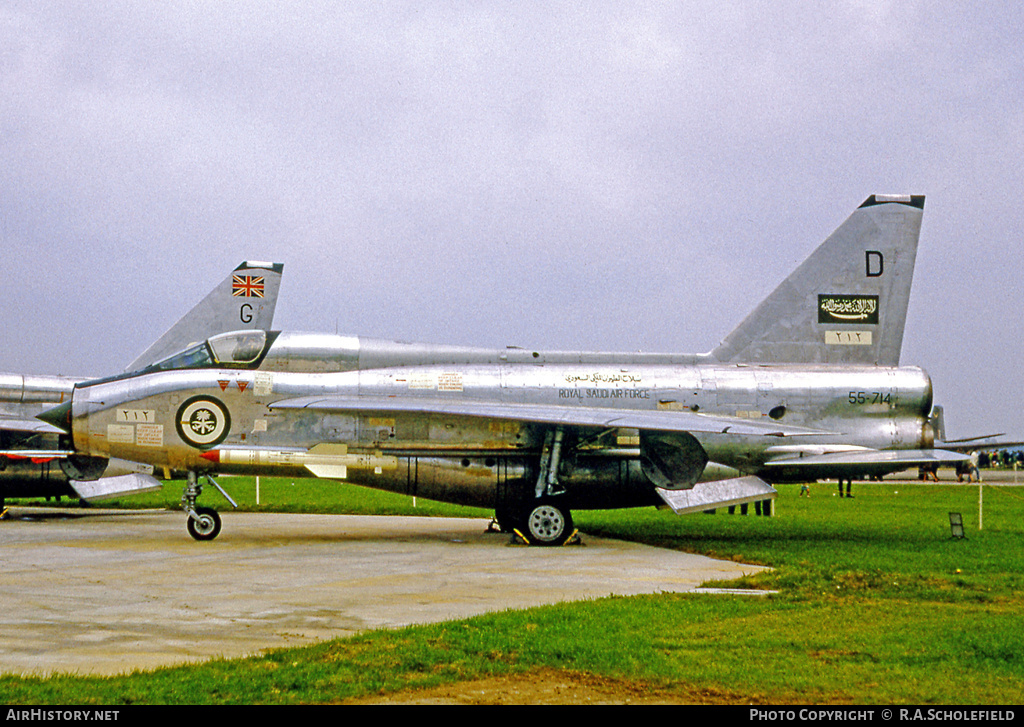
(710, 195, 924, 366)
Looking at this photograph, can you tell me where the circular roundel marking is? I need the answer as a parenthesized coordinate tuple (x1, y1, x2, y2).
(175, 396, 231, 449)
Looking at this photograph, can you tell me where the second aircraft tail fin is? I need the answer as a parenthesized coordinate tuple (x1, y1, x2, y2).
(124, 261, 284, 372)
(710, 195, 924, 366)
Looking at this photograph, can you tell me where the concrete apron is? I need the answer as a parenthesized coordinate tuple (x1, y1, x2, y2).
(0, 508, 768, 676)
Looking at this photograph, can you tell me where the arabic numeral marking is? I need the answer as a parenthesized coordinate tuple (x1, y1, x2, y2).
(848, 391, 893, 406)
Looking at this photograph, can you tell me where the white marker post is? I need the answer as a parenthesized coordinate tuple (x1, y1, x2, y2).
(978, 480, 983, 531)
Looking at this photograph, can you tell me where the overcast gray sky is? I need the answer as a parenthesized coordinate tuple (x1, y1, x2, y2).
(2, 2, 1022, 440)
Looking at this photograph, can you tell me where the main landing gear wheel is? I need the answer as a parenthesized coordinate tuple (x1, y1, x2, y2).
(522, 501, 574, 546)
(186, 506, 222, 541)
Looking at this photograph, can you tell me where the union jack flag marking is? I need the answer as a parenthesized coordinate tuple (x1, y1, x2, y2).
(232, 275, 265, 298)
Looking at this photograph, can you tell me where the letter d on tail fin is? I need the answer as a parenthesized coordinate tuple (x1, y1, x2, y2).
(710, 195, 924, 366)
(124, 261, 284, 372)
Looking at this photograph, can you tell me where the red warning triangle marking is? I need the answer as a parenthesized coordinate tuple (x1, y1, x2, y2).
(218, 380, 229, 391)
(237, 381, 249, 393)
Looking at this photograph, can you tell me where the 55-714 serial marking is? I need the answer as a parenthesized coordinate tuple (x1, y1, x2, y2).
(848, 391, 895, 405)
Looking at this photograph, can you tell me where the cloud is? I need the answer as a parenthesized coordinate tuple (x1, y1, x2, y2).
(1, 2, 1022, 437)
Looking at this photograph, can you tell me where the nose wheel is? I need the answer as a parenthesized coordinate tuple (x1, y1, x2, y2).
(186, 507, 222, 541)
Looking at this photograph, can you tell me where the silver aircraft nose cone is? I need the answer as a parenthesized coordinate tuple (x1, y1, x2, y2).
(36, 400, 72, 433)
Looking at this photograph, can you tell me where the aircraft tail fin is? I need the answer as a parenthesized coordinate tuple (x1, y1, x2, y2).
(710, 195, 924, 366)
(124, 261, 284, 372)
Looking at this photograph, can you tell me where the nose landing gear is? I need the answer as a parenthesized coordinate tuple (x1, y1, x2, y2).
(182, 471, 236, 541)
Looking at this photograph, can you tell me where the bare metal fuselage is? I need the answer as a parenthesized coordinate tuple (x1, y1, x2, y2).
(67, 332, 934, 512)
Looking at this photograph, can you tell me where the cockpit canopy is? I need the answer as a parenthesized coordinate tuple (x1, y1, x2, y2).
(209, 330, 267, 365)
(150, 330, 272, 371)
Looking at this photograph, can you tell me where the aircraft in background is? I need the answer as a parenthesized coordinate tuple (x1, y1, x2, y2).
(40, 196, 971, 544)
(0, 261, 283, 509)
(926, 406, 1024, 455)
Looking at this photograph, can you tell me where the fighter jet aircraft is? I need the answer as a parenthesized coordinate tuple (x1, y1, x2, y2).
(0, 261, 283, 508)
(38, 196, 969, 544)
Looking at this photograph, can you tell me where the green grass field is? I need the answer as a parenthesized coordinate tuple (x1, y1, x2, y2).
(2, 477, 1023, 704)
